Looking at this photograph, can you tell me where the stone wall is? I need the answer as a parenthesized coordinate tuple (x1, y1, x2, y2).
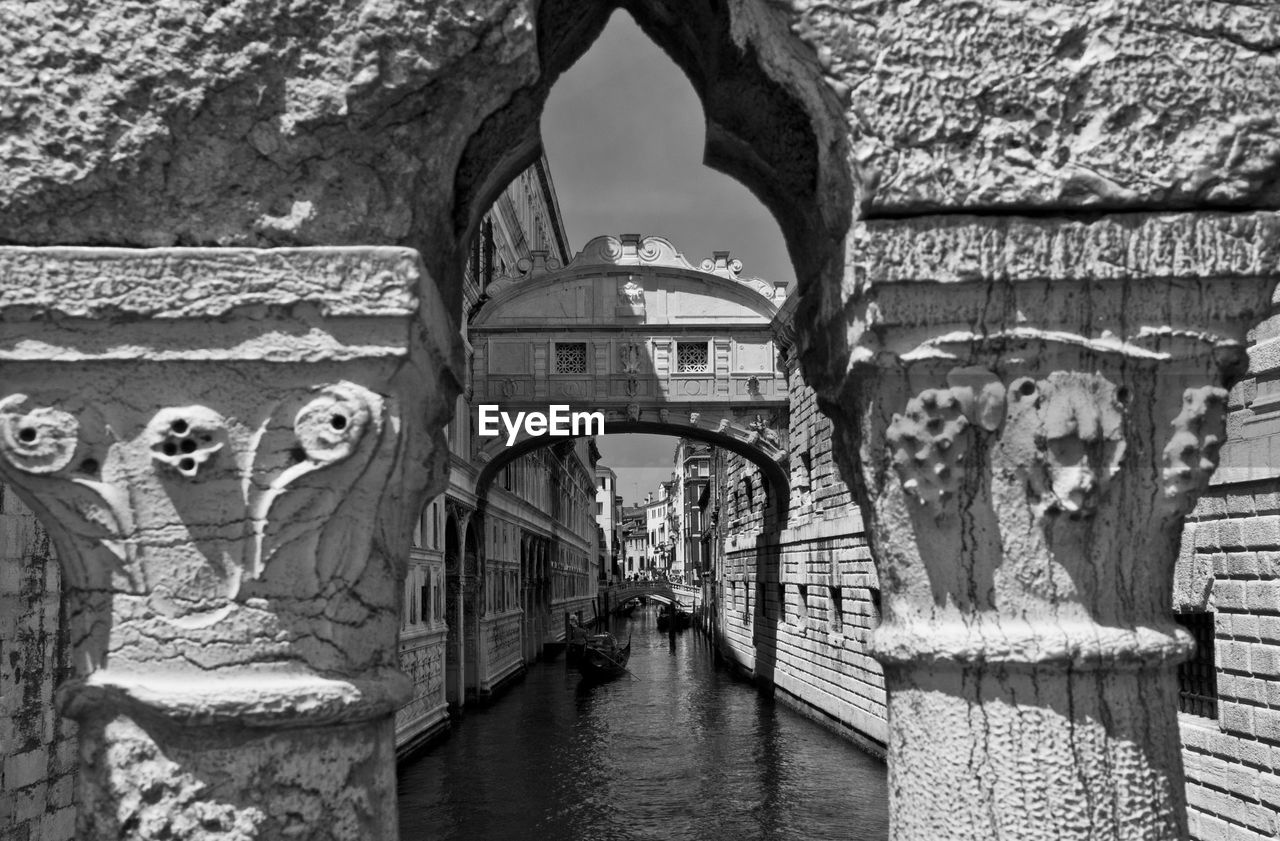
(0, 487, 77, 841)
(715, 374, 887, 753)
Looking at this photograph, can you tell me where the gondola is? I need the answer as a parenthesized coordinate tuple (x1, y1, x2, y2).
(656, 606, 691, 632)
(578, 633, 632, 682)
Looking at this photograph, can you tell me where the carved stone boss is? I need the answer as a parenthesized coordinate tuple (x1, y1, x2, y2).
(835, 212, 1280, 841)
(0, 247, 460, 841)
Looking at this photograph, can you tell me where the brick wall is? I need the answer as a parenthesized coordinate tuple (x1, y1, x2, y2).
(0, 485, 78, 841)
(1174, 305, 1280, 840)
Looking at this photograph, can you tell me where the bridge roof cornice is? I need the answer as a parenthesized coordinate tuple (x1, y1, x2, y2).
(474, 234, 785, 321)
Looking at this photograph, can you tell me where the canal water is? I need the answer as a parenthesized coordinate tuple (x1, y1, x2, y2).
(397, 606, 889, 841)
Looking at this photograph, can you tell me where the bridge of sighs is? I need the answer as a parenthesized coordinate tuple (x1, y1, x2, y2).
(470, 233, 791, 509)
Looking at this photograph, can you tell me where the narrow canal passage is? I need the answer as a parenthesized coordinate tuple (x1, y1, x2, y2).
(397, 606, 889, 841)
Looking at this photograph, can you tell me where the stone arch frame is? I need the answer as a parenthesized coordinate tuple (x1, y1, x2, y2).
(3, 1, 1274, 838)
(450, 1, 853, 331)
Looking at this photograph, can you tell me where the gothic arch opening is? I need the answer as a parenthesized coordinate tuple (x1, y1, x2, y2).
(448, 0, 854, 370)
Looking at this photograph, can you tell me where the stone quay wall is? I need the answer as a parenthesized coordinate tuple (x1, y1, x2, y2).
(715, 377, 888, 753)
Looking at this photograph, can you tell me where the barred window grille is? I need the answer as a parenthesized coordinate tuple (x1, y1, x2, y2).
(1175, 610, 1218, 719)
(555, 343, 587, 373)
(676, 342, 709, 373)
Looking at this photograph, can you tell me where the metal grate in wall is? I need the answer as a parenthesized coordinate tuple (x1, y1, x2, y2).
(676, 342, 709, 373)
(555, 343, 587, 373)
(1174, 610, 1218, 719)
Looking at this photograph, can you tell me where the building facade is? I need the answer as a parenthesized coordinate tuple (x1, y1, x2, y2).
(594, 465, 621, 584)
(394, 153, 601, 756)
(620, 507, 647, 579)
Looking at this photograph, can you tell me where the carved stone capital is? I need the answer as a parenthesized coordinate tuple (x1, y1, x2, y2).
(825, 211, 1280, 840)
(0, 247, 461, 840)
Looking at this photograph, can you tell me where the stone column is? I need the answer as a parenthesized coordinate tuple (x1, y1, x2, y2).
(0, 247, 460, 840)
(830, 213, 1280, 840)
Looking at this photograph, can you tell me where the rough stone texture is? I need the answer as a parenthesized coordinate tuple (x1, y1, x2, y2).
(791, 0, 1280, 213)
(0, 0, 540, 254)
(0, 248, 460, 840)
(0, 0, 851, 319)
(0, 489, 77, 841)
(4, 3, 1280, 838)
(825, 210, 1279, 838)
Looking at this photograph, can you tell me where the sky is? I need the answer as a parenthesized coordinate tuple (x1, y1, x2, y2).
(539, 11, 792, 506)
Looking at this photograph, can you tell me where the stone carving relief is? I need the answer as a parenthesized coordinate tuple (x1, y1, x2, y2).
(1162, 386, 1228, 514)
(749, 413, 780, 447)
(148, 407, 226, 478)
(626, 403, 641, 422)
(0, 395, 83, 474)
(886, 388, 972, 516)
(659, 408, 670, 424)
(701, 254, 744, 278)
(620, 281, 644, 306)
(619, 343, 643, 374)
(0, 393, 133, 586)
(0, 381, 390, 615)
(886, 366, 1135, 522)
(884, 367, 1004, 517)
(626, 377, 639, 397)
(1004, 372, 1126, 520)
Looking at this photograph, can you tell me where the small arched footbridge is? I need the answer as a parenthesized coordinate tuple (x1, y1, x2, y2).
(603, 580, 701, 611)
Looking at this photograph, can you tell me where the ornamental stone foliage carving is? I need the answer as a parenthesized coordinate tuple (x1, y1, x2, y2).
(1162, 386, 1228, 515)
(619, 342, 643, 374)
(0, 395, 83, 475)
(885, 388, 970, 517)
(1006, 372, 1126, 520)
(0, 247, 461, 841)
(827, 212, 1280, 840)
(147, 407, 227, 479)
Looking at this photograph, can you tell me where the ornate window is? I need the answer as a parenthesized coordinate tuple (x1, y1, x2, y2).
(555, 342, 587, 374)
(676, 341, 709, 373)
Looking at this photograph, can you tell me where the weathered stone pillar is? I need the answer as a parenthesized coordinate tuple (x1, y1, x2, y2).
(830, 213, 1280, 839)
(0, 247, 459, 840)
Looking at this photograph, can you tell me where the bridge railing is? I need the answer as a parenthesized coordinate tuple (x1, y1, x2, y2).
(602, 580, 700, 611)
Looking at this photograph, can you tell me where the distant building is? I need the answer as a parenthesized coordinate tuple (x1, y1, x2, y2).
(644, 485, 673, 574)
(594, 466, 621, 583)
(620, 506, 647, 577)
(396, 154, 597, 758)
(670, 439, 712, 583)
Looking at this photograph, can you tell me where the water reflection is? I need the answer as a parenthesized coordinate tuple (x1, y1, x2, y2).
(397, 607, 888, 841)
